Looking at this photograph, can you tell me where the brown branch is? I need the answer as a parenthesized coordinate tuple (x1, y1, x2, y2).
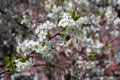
(0, 68, 9, 75)
(48, 28, 65, 40)
(107, 36, 118, 44)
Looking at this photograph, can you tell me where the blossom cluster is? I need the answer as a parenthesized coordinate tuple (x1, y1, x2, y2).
(12, 0, 120, 79)
(15, 58, 34, 72)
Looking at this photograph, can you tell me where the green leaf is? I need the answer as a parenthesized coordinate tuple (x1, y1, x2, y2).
(72, 10, 75, 19)
(4, 57, 10, 67)
(90, 56, 97, 61)
(100, 13, 105, 17)
(90, 49, 94, 55)
(64, 26, 69, 30)
(79, 30, 83, 35)
(71, 10, 80, 21)
(89, 49, 97, 61)
(46, 30, 51, 38)
(10, 66, 16, 74)
(20, 57, 27, 62)
(105, 43, 111, 49)
(44, 65, 50, 73)
(5, 56, 16, 68)
(11, 56, 16, 64)
(60, 33, 69, 38)
(4, 56, 17, 74)
(4, 57, 10, 63)
(6, 62, 11, 67)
